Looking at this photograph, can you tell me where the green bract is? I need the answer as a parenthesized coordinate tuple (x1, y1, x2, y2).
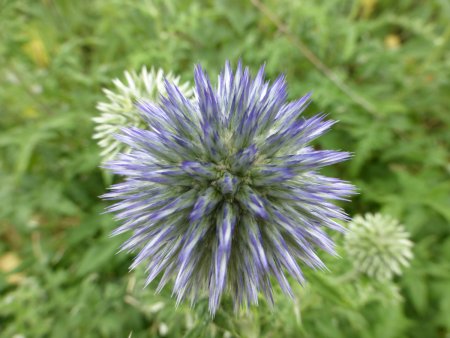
(93, 67, 192, 162)
(345, 213, 414, 281)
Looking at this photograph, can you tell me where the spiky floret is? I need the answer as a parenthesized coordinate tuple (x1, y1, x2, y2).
(345, 213, 413, 281)
(93, 67, 192, 162)
(103, 61, 355, 314)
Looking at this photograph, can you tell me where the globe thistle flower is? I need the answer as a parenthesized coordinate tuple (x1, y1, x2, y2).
(93, 67, 192, 162)
(103, 61, 355, 314)
(345, 213, 413, 281)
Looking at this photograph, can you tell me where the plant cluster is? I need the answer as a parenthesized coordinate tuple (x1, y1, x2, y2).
(0, 0, 448, 337)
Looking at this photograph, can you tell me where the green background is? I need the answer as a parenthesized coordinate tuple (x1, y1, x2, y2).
(0, 0, 449, 337)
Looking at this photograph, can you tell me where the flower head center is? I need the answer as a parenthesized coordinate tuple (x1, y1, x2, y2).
(215, 171, 240, 199)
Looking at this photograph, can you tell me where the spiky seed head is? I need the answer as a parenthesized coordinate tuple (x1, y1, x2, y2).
(93, 67, 192, 162)
(345, 213, 413, 281)
(103, 61, 356, 314)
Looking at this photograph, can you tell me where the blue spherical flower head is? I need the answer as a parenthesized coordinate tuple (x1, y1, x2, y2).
(103, 61, 355, 314)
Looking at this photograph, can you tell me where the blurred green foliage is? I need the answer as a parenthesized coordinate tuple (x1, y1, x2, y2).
(0, 0, 449, 337)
